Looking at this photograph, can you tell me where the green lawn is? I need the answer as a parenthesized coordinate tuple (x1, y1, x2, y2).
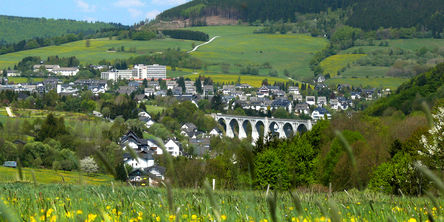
(0, 166, 114, 185)
(13, 108, 98, 121)
(0, 38, 197, 69)
(326, 77, 407, 89)
(341, 38, 444, 54)
(185, 73, 293, 88)
(185, 26, 328, 80)
(320, 54, 366, 77)
(340, 66, 391, 78)
(7, 77, 45, 84)
(145, 105, 166, 115)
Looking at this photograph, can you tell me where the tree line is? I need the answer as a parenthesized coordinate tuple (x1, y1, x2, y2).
(0, 15, 124, 45)
(0, 27, 128, 56)
(161, 30, 209, 41)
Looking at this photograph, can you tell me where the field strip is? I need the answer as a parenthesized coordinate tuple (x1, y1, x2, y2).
(188, 36, 220, 53)
(6, 107, 15, 117)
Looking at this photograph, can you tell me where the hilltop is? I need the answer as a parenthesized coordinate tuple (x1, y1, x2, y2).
(0, 15, 122, 45)
(155, 0, 444, 33)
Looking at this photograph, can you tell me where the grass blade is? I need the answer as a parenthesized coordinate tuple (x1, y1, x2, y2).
(415, 163, 444, 194)
(204, 180, 221, 221)
(0, 199, 19, 222)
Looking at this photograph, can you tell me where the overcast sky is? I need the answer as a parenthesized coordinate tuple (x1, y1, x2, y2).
(0, 0, 190, 25)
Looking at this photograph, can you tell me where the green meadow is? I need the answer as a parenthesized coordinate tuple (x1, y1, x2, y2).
(186, 26, 329, 80)
(0, 38, 197, 70)
(145, 105, 166, 115)
(325, 77, 406, 89)
(321, 38, 444, 89)
(0, 166, 114, 185)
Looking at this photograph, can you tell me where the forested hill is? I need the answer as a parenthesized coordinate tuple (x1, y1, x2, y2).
(0, 15, 122, 45)
(366, 63, 444, 116)
(157, 0, 444, 32)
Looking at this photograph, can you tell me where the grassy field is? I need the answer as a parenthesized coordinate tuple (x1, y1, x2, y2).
(341, 38, 444, 54)
(0, 183, 441, 222)
(323, 38, 444, 89)
(320, 54, 366, 77)
(184, 73, 292, 88)
(145, 105, 166, 115)
(186, 26, 329, 80)
(340, 66, 391, 78)
(326, 77, 407, 89)
(12, 108, 98, 122)
(7, 77, 45, 84)
(0, 38, 197, 70)
(0, 166, 114, 185)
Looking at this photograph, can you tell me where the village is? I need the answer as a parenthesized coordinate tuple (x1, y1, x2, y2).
(1, 63, 393, 185)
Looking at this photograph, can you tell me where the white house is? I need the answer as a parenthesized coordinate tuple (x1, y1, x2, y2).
(52, 67, 79, 76)
(6, 70, 20, 77)
(124, 151, 155, 170)
(138, 111, 151, 119)
(317, 97, 327, 106)
(330, 99, 339, 110)
(288, 86, 300, 95)
(209, 127, 223, 137)
(164, 139, 181, 157)
(311, 107, 332, 120)
(33, 65, 60, 72)
(305, 96, 316, 106)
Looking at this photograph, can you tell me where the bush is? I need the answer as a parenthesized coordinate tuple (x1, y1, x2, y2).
(254, 149, 290, 190)
(368, 153, 427, 195)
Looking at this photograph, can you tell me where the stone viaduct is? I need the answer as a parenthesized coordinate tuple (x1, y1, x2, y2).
(211, 114, 312, 142)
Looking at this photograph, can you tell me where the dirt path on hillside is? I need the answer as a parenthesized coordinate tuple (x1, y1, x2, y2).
(6, 107, 15, 117)
(188, 36, 220, 53)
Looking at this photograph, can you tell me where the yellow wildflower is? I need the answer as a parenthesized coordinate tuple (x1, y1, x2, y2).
(408, 218, 417, 222)
(221, 215, 227, 220)
(169, 215, 176, 221)
(77, 210, 83, 215)
(66, 211, 73, 218)
(50, 215, 57, 222)
(192, 215, 197, 220)
(156, 216, 161, 222)
(46, 208, 54, 217)
(85, 213, 97, 222)
(30, 216, 37, 222)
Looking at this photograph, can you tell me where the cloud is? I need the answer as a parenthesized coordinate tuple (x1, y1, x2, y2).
(114, 0, 145, 8)
(146, 10, 161, 20)
(75, 0, 96, 12)
(128, 8, 144, 18)
(151, 0, 189, 6)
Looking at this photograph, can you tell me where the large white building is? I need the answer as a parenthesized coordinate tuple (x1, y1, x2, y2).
(52, 67, 79, 76)
(101, 69, 136, 81)
(134, 64, 166, 80)
(102, 64, 166, 81)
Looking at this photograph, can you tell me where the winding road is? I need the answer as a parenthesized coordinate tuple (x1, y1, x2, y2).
(188, 36, 220, 53)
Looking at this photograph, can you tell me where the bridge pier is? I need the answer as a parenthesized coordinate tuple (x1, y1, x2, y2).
(238, 120, 248, 139)
(225, 118, 235, 138)
(278, 122, 287, 139)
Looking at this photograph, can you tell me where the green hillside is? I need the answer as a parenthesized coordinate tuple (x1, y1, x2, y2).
(366, 62, 444, 116)
(0, 26, 327, 80)
(157, 0, 443, 34)
(186, 26, 328, 80)
(0, 38, 197, 70)
(0, 15, 120, 44)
